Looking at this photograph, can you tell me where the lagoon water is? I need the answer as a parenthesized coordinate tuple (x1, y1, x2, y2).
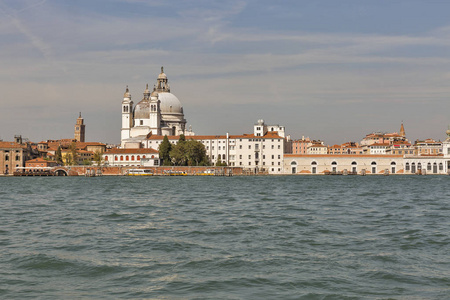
(1, 176, 449, 299)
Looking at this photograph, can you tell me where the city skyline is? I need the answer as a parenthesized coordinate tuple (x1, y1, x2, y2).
(1, 0, 450, 145)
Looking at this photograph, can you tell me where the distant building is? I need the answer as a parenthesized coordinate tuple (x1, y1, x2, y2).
(74, 112, 86, 142)
(0, 136, 33, 174)
(121, 67, 191, 148)
(103, 148, 160, 167)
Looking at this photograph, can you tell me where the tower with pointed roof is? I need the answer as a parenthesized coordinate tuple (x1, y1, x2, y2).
(74, 112, 85, 142)
(121, 86, 133, 142)
(400, 122, 406, 137)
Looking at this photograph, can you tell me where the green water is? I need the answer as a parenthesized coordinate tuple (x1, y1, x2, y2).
(1, 176, 449, 299)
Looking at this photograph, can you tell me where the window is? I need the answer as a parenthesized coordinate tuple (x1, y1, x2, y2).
(239, 145, 242, 149)
(137, 156, 140, 161)
(15, 155, 20, 161)
(439, 163, 443, 171)
(248, 155, 251, 159)
(405, 163, 410, 171)
(126, 156, 129, 161)
(248, 145, 251, 149)
(263, 155, 265, 159)
(271, 155, 274, 159)
(271, 145, 274, 149)
(427, 163, 432, 171)
(120, 156, 123, 161)
(154, 159, 159, 166)
(5, 155, 9, 161)
(115, 156, 118, 161)
(278, 145, 280, 149)
(239, 155, 242, 159)
(278, 155, 281, 159)
(131, 155, 135, 161)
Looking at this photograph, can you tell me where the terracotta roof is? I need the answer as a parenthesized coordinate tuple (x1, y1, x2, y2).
(371, 143, 391, 147)
(105, 148, 159, 154)
(147, 132, 284, 141)
(0, 142, 27, 149)
(26, 158, 56, 163)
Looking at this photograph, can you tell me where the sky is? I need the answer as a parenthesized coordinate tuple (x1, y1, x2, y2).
(1, 0, 450, 145)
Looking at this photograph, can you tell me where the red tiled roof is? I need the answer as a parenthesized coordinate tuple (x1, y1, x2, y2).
(147, 131, 284, 141)
(0, 142, 27, 149)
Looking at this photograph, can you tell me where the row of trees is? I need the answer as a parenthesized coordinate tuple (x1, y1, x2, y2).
(159, 134, 224, 166)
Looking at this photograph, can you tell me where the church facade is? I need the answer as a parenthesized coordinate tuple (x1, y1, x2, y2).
(121, 67, 189, 148)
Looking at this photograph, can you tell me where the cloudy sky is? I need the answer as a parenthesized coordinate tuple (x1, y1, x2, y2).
(1, 0, 450, 145)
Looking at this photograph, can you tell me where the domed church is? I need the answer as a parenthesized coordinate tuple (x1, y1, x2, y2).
(121, 67, 192, 148)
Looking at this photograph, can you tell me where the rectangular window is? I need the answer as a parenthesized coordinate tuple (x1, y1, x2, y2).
(154, 159, 159, 166)
(239, 145, 242, 149)
(240, 162, 242, 165)
(278, 155, 281, 159)
(248, 145, 251, 149)
(278, 145, 281, 149)
(272, 155, 274, 159)
(271, 145, 274, 149)
(248, 155, 251, 159)
(239, 155, 242, 159)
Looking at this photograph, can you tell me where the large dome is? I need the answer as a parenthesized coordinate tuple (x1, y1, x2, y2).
(159, 93, 183, 114)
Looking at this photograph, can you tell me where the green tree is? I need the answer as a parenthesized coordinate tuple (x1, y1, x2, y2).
(82, 159, 92, 165)
(159, 135, 172, 165)
(215, 156, 227, 166)
(69, 142, 79, 166)
(170, 142, 187, 166)
(55, 146, 63, 165)
(185, 139, 207, 166)
(93, 151, 103, 166)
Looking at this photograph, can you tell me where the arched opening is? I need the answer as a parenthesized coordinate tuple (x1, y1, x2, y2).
(371, 161, 377, 174)
(131, 155, 135, 161)
(55, 169, 68, 176)
(411, 162, 416, 173)
(427, 162, 432, 171)
(331, 161, 337, 173)
(351, 161, 357, 173)
(120, 156, 123, 161)
(405, 162, 410, 171)
(433, 162, 437, 173)
(291, 161, 297, 174)
(391, 161, 396, 174)
(311, 161, 317, 174)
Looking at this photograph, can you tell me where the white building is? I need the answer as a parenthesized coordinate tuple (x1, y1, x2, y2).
(143, 120, 286, 174)
(121, 67, 191, 148)
(103, 148, 160, 167)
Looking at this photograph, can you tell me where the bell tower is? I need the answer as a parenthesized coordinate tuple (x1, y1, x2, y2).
(74, 112, 85, 142)
(121, 86, 133, 142)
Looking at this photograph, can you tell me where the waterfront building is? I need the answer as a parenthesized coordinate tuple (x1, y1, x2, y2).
(284, 154, 404, 175)
(103, 148, 160, 167)
(390, 141, 414, 155)
(121, 67, 191, 148)
(0, 136, 33, 174)
(74, 112, 86, 142)
(25, 158, 57, 169)
(360, 123, 407, 147)
(141, 120, 286, 174)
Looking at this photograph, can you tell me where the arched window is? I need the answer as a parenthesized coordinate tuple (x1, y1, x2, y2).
(115, 156, 118, 161)
(427, 163, 431, 171)
(405, 162, 410, 171)
(439, 163, 443, 171)
(291, 161, 297, 165)
(143, 155, 146, 159)
(311, 161, 317, 165)
(222, 154, 226, 160)
(5, 155, 9, 161)
(371, 161, 377, 165)
(131, 155, 134, 161)
(137, 156, 140, 161)
(126, 156, 129, 161)
(391, 162, 396, 165)
(151, 155, 154, 158)
(351, 161, 357, 165)
(331, 161, 337, 165)
(120, 156, 123, 161)
(105, 156, 108, 161)
(418, 163, 422, 170)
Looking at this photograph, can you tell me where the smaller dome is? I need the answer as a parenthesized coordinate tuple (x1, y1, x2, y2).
(134, 99, 150, 119)
(158, 66, 167, 79)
